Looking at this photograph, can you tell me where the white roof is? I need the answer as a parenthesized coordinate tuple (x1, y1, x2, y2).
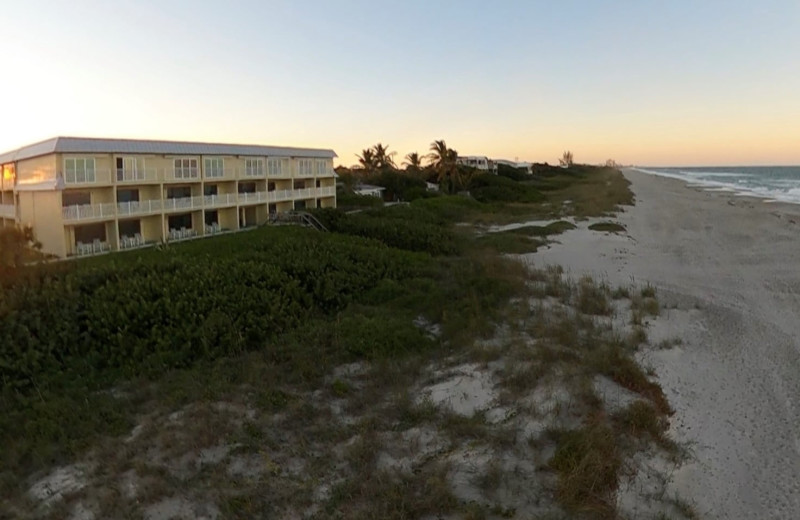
(0, 136, 337, 164)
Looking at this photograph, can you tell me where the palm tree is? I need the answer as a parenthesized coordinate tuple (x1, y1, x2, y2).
(356, 148, 377, 175)
(373, 143, 396, 170)
(429, 140, 459, 193)
(403, 152, 424, 172)
(559, 150, 574, 168)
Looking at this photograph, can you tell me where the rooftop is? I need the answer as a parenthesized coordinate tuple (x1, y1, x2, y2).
(0, 136, 338, 164)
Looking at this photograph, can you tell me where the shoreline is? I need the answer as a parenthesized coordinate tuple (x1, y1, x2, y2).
(630, 166, 800, 208)
(527, 168, 800, 519)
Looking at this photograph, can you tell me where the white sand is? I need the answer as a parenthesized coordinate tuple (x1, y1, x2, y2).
(526, 169, 800, 519)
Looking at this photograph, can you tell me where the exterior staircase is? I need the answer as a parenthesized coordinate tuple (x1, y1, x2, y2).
(266, 211, 328, 232)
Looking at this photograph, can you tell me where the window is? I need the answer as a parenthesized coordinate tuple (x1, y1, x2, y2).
(62, 191, 91, 207)
(64, 158, 96, 183)
(316, 160, 328, 175)
(173, 158, 198, 179)
(298, 159, 313, 176)
(245, 158, 264, 177)
(2, 164, 15, 184)
(167, 186, 191, 199)
(267, 158, 283, 176)
(117, 189, 140, 203)
(238, 182, 256, 194)
(204, 184, 218, 196)
(204, 158, 223, 178)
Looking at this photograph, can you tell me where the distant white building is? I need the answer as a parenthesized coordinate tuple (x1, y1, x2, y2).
(494, 159, 533, 174)
(456, 155, 496, 174)
(353, 183, 385, 198)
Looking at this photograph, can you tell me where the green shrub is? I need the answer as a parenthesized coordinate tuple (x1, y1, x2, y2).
(496, 163, 529, 181)
(468, 174, 544, 203)
(369, 170, 427, 201)
(336, 191, 384, 209)
(0, 227, 430, 396)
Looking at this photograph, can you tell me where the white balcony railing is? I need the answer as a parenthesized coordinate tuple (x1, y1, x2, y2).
(61, 186, 337, 223)
(241, 168, 266, 178)
(168, 227, 198, 241)
(164, 169, 200, 182)
(62, 203, 117, 221)
(58, 165, 337, 185)
(119, 233, 145, 250)
(64, 168, 111, 185)
(0, 204, 15, 218)
(75, 240, 110, 256)
(116, 167, 161, 183)
(237, 191, 268, 204)
(117, 199, 163, 216)
(163, 196, 204, 212)
(204, 168, 239, 180)
(267, 189, 294, 202)
(293, 188, 315, 199)
(203, 193, 238, 208)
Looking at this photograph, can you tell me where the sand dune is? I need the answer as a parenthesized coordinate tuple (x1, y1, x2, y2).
(527, 168, 800, 519)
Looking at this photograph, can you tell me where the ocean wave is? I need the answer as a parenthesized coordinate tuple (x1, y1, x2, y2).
(633, 168, 800, 205)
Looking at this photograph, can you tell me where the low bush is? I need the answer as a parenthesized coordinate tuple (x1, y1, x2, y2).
(468, 174, 544, 204)
(549, 421, 620, 516)
(336, 191, 384, 209)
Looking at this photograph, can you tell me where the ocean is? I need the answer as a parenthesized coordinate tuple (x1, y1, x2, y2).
(633, 166, 800, 205)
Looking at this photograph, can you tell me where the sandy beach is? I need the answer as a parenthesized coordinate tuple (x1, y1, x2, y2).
(527, 168, 800, 519)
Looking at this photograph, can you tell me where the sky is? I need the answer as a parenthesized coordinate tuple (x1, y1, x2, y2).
(2, 0, 799, 166)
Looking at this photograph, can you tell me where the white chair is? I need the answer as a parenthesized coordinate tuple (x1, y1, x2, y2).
(134, 233, 143, 246)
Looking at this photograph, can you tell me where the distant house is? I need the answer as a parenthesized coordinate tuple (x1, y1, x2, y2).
(494, 159, 533, 174)
(456, 155, 496, 174)
(353, 183, 385, 198)
(426, 182, 439, 192)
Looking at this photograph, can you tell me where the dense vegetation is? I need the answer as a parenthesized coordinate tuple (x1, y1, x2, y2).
(0, 194, 527, 480)
(1, 162, 640, 516)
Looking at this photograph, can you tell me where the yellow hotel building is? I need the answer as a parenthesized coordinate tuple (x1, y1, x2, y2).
(0, 137, 337, 258)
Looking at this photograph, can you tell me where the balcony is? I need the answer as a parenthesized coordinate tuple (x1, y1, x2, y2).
(0, 204, 14, 218)
(62, 203, 117, 221)
(240, 168, 266, 179)
(75, 240, 110, 256)
(204, 168, 238, 181)
(167, 227, 198, 242)
(117, 199, 163, 217)
(293, 187, 315, 199)
(116, 167, 160, 183)
(317, 186, 336, 197)
(163, 196, 205, 212)
(267, 189, 294, 203)
(237, 191, 268, 205)
(64, 168, 113, 186)
(119, 233, 146, 250)
(203, 193, 238, 208)
(164, 169, 200, 183)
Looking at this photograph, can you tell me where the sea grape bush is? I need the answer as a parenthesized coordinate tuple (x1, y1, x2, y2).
(0, 227, 429, 397)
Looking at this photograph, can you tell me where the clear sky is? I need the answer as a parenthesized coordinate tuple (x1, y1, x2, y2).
(3, 0, 799, 166)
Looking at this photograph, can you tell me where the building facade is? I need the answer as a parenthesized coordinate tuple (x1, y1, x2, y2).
(0, 137, 337, 258)
(456, 155, 497, 174)
(494, 159, 533, 174)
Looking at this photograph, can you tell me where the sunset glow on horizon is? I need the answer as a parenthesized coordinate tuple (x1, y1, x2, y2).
(3, 0, 799, 167)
